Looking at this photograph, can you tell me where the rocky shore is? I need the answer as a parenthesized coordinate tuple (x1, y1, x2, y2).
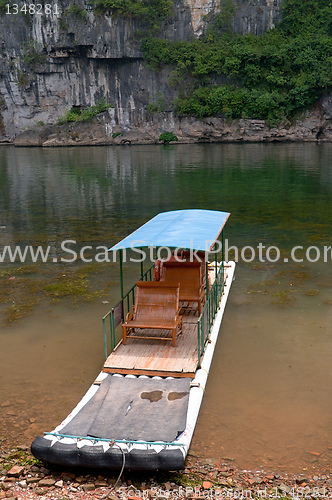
(1, 445, 331, 500)
(1, 93, 332, 147)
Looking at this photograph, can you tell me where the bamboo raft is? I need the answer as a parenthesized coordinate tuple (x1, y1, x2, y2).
(31, 210, 235, 471)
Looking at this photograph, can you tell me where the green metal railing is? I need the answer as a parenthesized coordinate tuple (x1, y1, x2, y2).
(103, 254, 226, 366)
(197, 261, 225, 365)
(102, 262, 155, 359)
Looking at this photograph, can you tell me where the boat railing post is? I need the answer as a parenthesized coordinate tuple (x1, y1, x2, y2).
(200, 315, 202, 357)
(126, 294, 130, 318)
(119, 249, 124, 321)
(222, 229, 225, 291)
(214, 241, 218, 284)
(208, 291, 211, 340)
(205, 299, 207, 345)
(214, 255, 217, 314)
(214, 285, 216, 321)
(197, 318, 201, 366)
(205, 256, 209, 302)
(103, 316, 107, 360)
(111, 309, 115, 351)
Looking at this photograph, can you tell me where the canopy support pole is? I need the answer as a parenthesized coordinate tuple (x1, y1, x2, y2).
(140, 248, 144, 279)
(214, 242, 218, 278)
(119, 249, 124, 322)
(119, 249, 124, 299)
(222, 230, 225, 279)
(205, 257, 209, 301)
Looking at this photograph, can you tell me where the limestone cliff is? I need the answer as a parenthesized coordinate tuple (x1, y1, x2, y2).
(2, 0, 331, 145)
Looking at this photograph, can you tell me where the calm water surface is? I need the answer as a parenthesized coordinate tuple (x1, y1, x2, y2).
(0, 143, 331, 473)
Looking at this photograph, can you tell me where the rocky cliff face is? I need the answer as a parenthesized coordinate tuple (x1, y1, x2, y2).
(1, 0, 192, 138)
(1, 0, 330, 145)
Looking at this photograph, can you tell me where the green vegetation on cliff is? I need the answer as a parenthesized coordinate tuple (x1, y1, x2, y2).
(159, 131, 178, 144)
(142, 0, 332, 124)
(57, 99, 111, 125)
(0, 0, 7, 14)
(91, 0, 173, 28)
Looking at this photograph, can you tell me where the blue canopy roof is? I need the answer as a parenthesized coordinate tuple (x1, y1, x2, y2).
(110, 209, 230, 252)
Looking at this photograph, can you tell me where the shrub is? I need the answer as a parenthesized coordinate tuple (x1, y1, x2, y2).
(90, 0, 174, 32)
(147, 92, 167, 113)
(16, 70, 30, 89)
(91, 0, 173, 29)
(57, 99, 111, 125)
(68, 4, 87, 20)
(159, 132, 178, 144)
(58, 14, 69, 30)
(22, 41, 46, 68)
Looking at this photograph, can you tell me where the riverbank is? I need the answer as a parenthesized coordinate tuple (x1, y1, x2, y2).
(3, 94, 332, 147)
(1, 445, 331, 500)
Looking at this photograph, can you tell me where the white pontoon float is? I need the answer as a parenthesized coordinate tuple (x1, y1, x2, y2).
(31, 209, 235, 470)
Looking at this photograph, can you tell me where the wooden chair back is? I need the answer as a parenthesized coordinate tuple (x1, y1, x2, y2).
(134, 281, 180, 323)
(162, 261, 202, 302)
(175, 250, 206, 280)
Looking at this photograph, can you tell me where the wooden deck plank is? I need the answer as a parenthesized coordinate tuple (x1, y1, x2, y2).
(103, 367, 195, 378)
(103, 315, 198, 378)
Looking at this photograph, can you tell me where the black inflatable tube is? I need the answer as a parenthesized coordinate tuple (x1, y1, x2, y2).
(31, 435, 185, 471)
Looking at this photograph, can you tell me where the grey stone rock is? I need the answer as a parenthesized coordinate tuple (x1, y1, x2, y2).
(75, 476, 86, 484)
(38, 478, 56, 487)
(82, 483, 95, 491)
(1, 483, 11, 491)
(13, 128, 54, 146)
(34, 488, 46, 495)
(250, 475, 263, 484)
(26, 477, 40, 484)
(30, 466, 40, 472)
(295, 477, 309, 484)
(39, 467, 50, 475)
(279, 483, 291, 493)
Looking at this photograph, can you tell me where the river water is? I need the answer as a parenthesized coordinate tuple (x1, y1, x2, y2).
(0, 143, 331, 473)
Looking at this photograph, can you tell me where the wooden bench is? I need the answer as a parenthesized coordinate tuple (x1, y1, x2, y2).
(122, 281, 182, 347)
(163, 260, 204, 315)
